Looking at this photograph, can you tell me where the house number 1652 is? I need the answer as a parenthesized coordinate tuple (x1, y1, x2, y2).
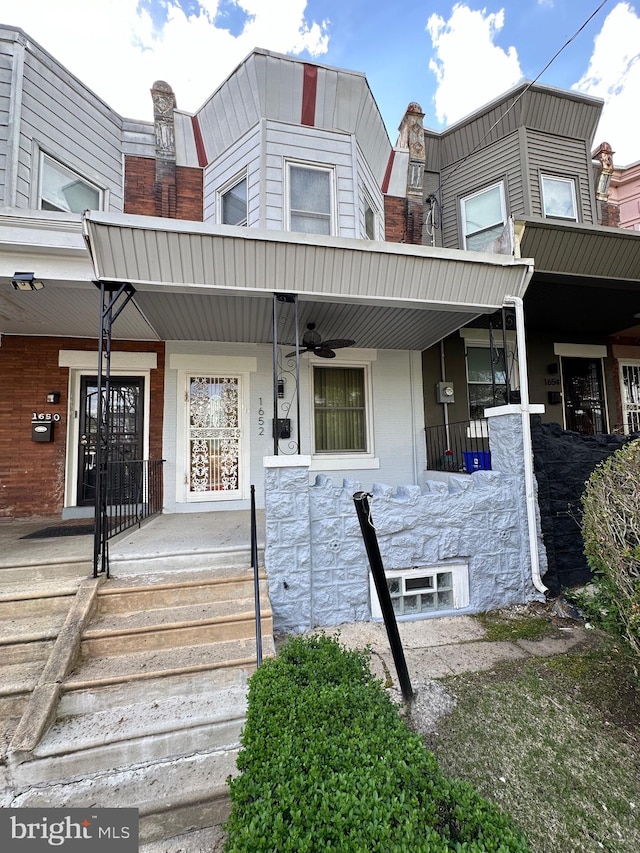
(257, 398, 265, 436)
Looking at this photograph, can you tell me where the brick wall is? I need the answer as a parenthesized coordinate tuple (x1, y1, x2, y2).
(384, 196, 406, 242)
(124, 156, 203, 221)
(0, 336, 165, 518)
(599, 200, 621, 228)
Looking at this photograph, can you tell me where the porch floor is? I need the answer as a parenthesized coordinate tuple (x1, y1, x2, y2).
(0, 510, 264, 571)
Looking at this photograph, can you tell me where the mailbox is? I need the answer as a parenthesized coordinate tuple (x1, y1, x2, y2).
(32, 420, 54, 442)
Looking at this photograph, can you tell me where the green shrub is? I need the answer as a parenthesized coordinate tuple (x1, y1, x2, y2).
(581, 438, 640, 657)
(225, 634, 529, 852)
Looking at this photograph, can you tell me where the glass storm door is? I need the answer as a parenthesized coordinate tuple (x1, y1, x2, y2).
(621, 362, 640, 434)
(77, 377, 144, 505)
(187, 376, 242, 497)
(561, 357, 607, 436)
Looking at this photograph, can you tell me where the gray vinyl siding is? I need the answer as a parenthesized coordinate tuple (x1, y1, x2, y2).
(122, 119, 155, 159)
(203, 124, 261, 224)
(264, 121, 357, 237)
(16, 41, 123, 211)
(439, 131, 523, 249)
(0, 36, 16, 207)
(525, 129, 594, 223)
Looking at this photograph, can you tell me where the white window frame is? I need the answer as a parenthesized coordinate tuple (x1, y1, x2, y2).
(309, 351, 377, 469)
(285, 160, 335, 236)
(363, 191, 378, 239)
(39, 151, 103, 213)
(460, 181, 506, 250)
(541, 174, 578, 221)
(370, 563, 469, 620)
(218, 170, 248, 226)
(460, 328, 518, 421)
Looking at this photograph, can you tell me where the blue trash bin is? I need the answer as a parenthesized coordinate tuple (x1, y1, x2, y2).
(462, 450, 491, 473)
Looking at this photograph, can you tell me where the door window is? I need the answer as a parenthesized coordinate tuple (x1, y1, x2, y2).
(561, 357, 607, 435)
(620, 362, 640, 434)
(187, 376, 242, 495)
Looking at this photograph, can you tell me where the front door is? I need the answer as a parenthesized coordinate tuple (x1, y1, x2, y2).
(77, 377, 144, 505)
(561, 357, 607, 436)
(620, 362, 640, 434)
(186, 375, 243, 499)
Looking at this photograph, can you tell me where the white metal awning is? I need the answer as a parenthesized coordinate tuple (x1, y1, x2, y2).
(81, 211, 534, 350)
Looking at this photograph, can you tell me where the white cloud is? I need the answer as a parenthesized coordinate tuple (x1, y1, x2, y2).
(6, 0, 329, 120)
(426, 3, 522, 126)
(572, 2, 640, 167)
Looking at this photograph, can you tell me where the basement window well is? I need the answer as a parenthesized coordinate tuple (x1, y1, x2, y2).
(370, 564, 469, 619)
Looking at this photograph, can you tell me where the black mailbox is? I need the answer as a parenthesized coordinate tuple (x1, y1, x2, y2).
(32, 420, 54, 442)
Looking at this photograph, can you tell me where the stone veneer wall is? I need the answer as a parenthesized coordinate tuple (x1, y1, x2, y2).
(264, 408, 546, 634)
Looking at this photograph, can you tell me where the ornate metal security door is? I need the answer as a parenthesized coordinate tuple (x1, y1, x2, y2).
(621, 362, 640, 434)
(187, 376, 242, 497)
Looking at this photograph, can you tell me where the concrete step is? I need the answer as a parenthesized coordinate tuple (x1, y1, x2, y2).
(0, 561, 90, 592)
(109, 547, 263, 576)
(0, 638, 53, 666)
(14, 675, 249, 786)
(10, 745, 238, 844)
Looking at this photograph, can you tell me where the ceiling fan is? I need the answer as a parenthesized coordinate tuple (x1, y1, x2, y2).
(285, 323, 355, 359)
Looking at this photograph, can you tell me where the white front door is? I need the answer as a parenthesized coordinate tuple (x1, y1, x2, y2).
(186, 374, 243, 499)
(620, 361, 640, 434)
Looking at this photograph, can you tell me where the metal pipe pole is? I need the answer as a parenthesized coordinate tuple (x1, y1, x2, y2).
(251, 485, 263, 666)
(353, 491, 414, 701)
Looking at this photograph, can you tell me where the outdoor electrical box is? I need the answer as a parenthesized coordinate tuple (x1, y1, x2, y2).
(32, 420, 54, 442)
(437, 381, 455, 404)
(273, 418, 291, 439)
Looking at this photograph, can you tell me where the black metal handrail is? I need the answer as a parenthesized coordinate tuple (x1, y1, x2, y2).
(93, 458, 164, 577)
(250, 484, 263, 667)
(425, 419, 491, 473)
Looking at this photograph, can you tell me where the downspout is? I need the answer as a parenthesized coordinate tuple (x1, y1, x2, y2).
(503, 294, 548, 596)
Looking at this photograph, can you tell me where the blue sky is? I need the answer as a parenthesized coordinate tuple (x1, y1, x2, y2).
(3, 1, 639, 165)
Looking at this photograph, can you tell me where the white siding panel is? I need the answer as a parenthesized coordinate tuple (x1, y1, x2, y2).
(122, 119, 155, 158)
(174, 112, 198, 166)
(203, 124, 261, 223)
(0, 38, 15, 206)
(357, 143, 385, 240)
(264, 121, 357, 237)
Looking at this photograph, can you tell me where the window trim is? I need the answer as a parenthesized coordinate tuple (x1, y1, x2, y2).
(309, 354, 376, 466)
(362, 191, 378, 240)
(285, 160, 336, 236)
(540, 173, 578, 221)
(461, 329, 518, 420)
(38, 151, 103, 213)
(370, 563, 470, 620)
(217, 170, 248, 226)
(460, 180, 506, 250)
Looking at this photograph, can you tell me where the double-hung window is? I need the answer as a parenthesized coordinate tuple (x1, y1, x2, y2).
(39, 153, 102, 213)
(287, 163, 333, 235)
(313, 365, 367, 453)
(220, 174, 247, 226)
(461, 181, 506, 251)
(541, 175, 577, 220)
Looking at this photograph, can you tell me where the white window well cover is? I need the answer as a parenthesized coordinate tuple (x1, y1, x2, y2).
(370, 564, 469, 619)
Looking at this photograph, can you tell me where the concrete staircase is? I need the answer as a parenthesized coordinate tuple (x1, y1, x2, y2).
(2, 562, 274, 844)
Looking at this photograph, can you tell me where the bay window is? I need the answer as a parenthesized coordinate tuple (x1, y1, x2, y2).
(461, 181, 506, 251)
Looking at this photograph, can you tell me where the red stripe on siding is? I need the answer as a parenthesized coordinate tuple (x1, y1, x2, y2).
(191, 115, 208, 167)
(381, 149, 395, 194)
(301, 64, 318, 126)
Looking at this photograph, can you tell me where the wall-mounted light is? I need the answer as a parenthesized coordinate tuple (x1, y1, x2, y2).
(277, 377, 286, 398)
(11, 272, 44, 291)
(46, 391, 61, 404)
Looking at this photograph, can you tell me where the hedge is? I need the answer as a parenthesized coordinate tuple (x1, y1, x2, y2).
(225, 633, 529, 852)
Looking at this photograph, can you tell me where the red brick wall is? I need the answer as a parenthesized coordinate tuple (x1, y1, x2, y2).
(384, 196, 406, 242)
(124, 155, 203, 221)
(599, 200, 621, 228)
(0, 336, 165, 518)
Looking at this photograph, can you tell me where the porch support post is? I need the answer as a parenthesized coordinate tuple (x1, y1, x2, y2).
(93, 279, 136, 578)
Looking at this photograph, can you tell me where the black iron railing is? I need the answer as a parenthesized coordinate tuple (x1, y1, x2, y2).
(94, 458, 164, 577)
(250, 484, 263, 667)
(425, 419, 491, 474)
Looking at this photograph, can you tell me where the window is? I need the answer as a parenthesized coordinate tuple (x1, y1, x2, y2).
(370, 564, 469, 619)
(288, 163, 333, 235)
(461, 181, 506, 251)
(466, 345, 508, 421)
(541, 175, 577, 220)
(313, 366, 367, 453)
(364, 195, 376, 239)
(39, 153, 102, 213)
(220, 175, 247, 226)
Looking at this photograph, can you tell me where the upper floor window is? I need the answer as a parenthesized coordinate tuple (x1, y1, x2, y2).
(39, 153, 102, 213)
(461, 181, 506, 251)
(287, 163, 333, 235)
(220, 174, 247, 226)
(364, 195, 377, 239)
(541, 175, 577, 220)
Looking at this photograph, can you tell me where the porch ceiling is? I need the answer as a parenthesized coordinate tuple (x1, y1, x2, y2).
(82, 211, 534, 350)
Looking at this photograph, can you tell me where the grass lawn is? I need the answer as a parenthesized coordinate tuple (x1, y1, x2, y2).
(421, 616, 640, 853)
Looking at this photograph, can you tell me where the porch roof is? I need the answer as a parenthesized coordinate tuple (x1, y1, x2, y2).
(81, 211, 534, 350)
